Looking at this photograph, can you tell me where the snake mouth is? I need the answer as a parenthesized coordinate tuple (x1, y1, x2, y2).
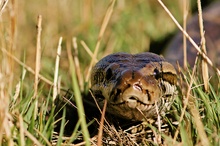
(109, 84, 160, 111)
(110, 79, 161, 102)
(112, 99, 156, 111)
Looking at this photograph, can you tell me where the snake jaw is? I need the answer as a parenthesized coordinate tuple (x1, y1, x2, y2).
(111, 69, 161, 102)
(109, 73, 162, 111)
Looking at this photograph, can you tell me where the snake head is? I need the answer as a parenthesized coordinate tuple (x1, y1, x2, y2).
(91, 52, 177, 121)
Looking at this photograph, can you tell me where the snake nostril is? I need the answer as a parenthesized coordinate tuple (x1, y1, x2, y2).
(133, 84, 142, 91)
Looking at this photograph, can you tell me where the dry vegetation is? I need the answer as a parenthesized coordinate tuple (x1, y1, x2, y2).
(0, 0, 219, 145)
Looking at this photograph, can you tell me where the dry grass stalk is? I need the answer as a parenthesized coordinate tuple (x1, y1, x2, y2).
(0, 2, 13, 144)
(0, 85, 11, 145)
(19, 114, 25, 146)
(80, 40, 98, 62)
(9, 0, 16, 85)
(0, 0, 8, 15)
(197, 0, 209, 92)
(34, 15, 42, 99)
(72, 37, 84, 92)
(53, 37, 63, 101)
(66, 41, 74, 72)
(9, 0, 16, 51)
(182, 0, 189, 69)
(6, 0, 16, 95)
(97, 100, 107, 146)
(157, 0, 220, 76)
(85, 0, 116, 82)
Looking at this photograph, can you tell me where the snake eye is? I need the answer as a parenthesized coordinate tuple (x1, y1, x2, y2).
(105, 63, 120, 81)
(153, 68, 162, 79)
(106, 68, 113, 80)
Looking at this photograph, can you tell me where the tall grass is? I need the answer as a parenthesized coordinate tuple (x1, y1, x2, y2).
(0, 0, 219, 145)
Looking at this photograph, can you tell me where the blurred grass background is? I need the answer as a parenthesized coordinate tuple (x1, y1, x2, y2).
(0, 0, 216, 88)
(0, 0, 219, 145)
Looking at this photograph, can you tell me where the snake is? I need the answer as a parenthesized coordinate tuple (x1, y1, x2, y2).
(90, 52, 177, 121)
(54, 2, 220, 144)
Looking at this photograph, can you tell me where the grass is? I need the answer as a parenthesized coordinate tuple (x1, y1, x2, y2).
(0, 0, 219, 145)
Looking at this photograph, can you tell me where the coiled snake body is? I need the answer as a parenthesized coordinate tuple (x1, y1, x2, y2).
(91, 52, 177, 121)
